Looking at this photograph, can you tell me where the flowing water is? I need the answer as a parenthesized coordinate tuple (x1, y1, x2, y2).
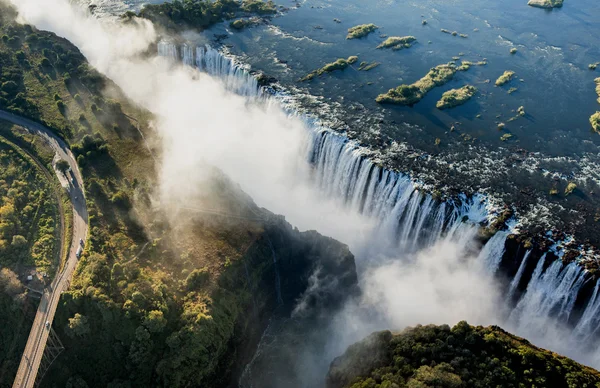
(155, 42, 600, 382)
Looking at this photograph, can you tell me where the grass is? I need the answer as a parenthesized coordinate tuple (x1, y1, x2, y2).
(436, 85, 477, 109)
(376, 36, 417, 50)
(346, 24, 378, 39)
(565, 182, 577, 196)
(376, 64, 458, 105)
(495, 70, 516, 86)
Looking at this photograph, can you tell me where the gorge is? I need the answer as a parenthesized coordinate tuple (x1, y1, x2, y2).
(3, 0, 600, 387)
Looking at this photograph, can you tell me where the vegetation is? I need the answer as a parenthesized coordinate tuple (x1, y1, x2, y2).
(495, 70, 516, 86)
(595, 77, 600, 103)
(0, 5, 358, 388)
(137, 0, 276, 31)
(376, 64, 458, 105)
(358, 62, 380, 71)
(327, 322, 600, 388)
(0, 124, 62, 384)
(436, 85, 477, 109)
(441, 29, 467, 38)
(346, 24, 378, 39)
(501, 133, 513, 141)
(510, 47, 518, 54)
(376, 36, 417, 50)
(456, 60, 486, 72)
(591, 111, 600, 134)
(0, 267, 33, 385)
(0, 137, 60, 275)
(230, 18, 254, 30)
(528, 0, 564, 8)
(301, 56, 359, 81)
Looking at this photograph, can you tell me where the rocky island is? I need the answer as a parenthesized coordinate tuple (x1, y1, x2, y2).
(436, 85, 477, 109)
(376, 64, 457, 105)
(527, 0, 564, 8)
(301, 56, 359, 81)
(346, 23, 378, 39)
(376, 36, 417, 50)
(495, 70, 516, 86)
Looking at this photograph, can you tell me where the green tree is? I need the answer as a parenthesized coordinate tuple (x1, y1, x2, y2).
(143, 310, 167, 333)
(185, 268, 209, 290)
(67, 313, 90, 337)
(55, 159, 70, 174)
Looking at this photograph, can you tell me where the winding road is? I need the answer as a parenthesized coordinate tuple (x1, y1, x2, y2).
(0, 110, 89, 388)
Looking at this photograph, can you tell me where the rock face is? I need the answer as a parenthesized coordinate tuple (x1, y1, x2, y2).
(527, 0, 564, 8)
(326, 322, 600, 388)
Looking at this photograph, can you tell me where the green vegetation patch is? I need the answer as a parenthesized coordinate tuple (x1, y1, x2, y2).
(528, 0, 564, 8)
(595, 77, 600, 104)
(565, 182, 577, 196)
(301, 56, 359, 81)
(436, 85, 477, 109)
(230, 18, 254, 30)
(376, 63, 458, 105)
(0, 136, 59, 274)
(327, 322, 600, 388)
(346, 24, 378, 39)
(456, 60, 486, 71)
(240, 0, 277, 14)
(376, 36, 417, 50)
(590, 111, 600, 134)
(358, 61, 380, 71)
(495, 70, 516, 86)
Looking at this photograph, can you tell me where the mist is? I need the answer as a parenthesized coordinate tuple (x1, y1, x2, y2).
(8, 0, 600, 385)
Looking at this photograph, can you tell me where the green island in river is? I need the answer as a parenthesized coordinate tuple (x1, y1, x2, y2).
(375, 64, 458, 105)
(301, 56, 359, 81)
(436, 85, 477, 109)
(346, 24, 378, 39)
(376, 36, 417, 50)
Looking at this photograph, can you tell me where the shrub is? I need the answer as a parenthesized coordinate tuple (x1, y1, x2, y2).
(185, 268, 210, 290)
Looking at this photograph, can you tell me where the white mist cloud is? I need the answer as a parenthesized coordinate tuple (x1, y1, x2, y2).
(9, 0, 600, 384)
(9, 0, 377, 245)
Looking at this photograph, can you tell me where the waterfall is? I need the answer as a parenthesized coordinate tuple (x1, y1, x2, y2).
(575, 281, 600, 342)
(507, 250, 532, 300)
(157, 40, 178, 61)
(195, 45, 260, 97)
(477, 230, 508, 273)
(156, 41, 600, 346)
(181, 44, 194, 66)
(509, 258, 586, 333)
